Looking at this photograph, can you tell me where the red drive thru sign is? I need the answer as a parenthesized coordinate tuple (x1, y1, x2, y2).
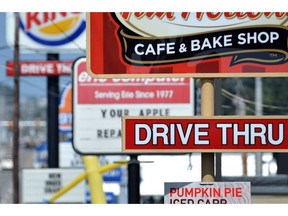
(122, 116, 288, 153)
(87, 12, 288, 78)
(6, 61, 72, 76)
(73, 58, 194, 154)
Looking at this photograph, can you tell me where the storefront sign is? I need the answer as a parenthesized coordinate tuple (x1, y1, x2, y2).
(6, 12, 86, 51)
(7, 61, 72, 76)
(164, 182, 251, 204)
(72, 58, 194, 154)
(122, 116, 288, 153)
(87, 12, 288, 78)
(22, 169, 85, 203)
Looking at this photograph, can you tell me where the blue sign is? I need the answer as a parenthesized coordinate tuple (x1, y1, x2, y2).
(85, 191, 116, 204)
(105, 192, 116, 204)
(103, 168, 122, 183)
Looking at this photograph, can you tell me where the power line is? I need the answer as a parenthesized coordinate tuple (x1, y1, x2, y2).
(48, 17, 86, 54)
(222, 88, 288, 111)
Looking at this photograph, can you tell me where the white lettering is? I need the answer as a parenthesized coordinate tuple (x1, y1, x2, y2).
(250, 123, 266, 145)
(153, 124, 169, 145)
(135, 44, 144, 55)
(177, 124, 193, 145)
(135, 124, 151, 145)
(238, 32, 279, 45)
(216, 123, 232, 145)
(194, 123, 209, 145)
(233, 124, 250, 145)
(268, 123, 284, 145)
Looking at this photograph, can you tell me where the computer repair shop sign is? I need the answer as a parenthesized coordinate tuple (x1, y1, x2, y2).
(72, 58, 194, 155)
(87, 12, 288, 78)
(122, 116, 288, 153)
(164, 182, 251, 204)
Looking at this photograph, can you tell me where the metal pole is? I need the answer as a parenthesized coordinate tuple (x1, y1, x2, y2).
(201, 78, 215, 182)
(119, 156, 128, 204)
(255, 77, 263, 175)
(128, 154, 140, 203)
(214, 78, 222, 181)
(83, 156, 107, 204)
(234, 78, 248, 176)
(47, 53, 59, 168)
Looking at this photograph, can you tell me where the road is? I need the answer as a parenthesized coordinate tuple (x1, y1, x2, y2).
(0, 144, 34, 203)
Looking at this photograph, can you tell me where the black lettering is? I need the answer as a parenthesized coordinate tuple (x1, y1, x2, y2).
(101, 109, 107, 118)
(97, 130, 103, 138)
(139, 109, 145, 116)
(49, 173, 61, 178)
(97, 129, 122, 138)
(118, 130, 122, 138)
(221, 199, 228, 204)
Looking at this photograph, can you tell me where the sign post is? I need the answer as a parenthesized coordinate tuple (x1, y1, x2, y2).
(201, 78, 215, 182)
(47, 53, 59, 168)
(128, 154, 140, 204)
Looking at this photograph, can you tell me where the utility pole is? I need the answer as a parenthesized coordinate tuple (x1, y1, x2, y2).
(12, 12, 20, 204)
(47, 53, 59, 168)
(215, 78, 222, 181)
(255, 77, 263, 175)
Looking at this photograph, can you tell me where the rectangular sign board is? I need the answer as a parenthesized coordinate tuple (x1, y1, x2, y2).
(164, 182, 251, 204)
(7, 61, 72, 76)
(87, 12, 288, 78)
(122, 116, 288, 153)
(22, 169, 85, 203)
(73, 57, 194, 154)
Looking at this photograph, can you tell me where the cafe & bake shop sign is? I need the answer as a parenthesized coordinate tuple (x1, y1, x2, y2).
(87, 12, 288, 78)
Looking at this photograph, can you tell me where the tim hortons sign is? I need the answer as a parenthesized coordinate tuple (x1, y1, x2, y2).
(87, 12, 288, 78)
(122, 116, 288, 153)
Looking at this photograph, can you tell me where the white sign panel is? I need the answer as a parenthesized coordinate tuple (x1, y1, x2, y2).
(164, 182, 251, 204)
(22, 169, 85, 203)
(6, 12, 86, 52)
(72, 57, 194, 154)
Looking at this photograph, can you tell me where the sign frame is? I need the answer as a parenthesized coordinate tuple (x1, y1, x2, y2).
(122, 115, 288, 153)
